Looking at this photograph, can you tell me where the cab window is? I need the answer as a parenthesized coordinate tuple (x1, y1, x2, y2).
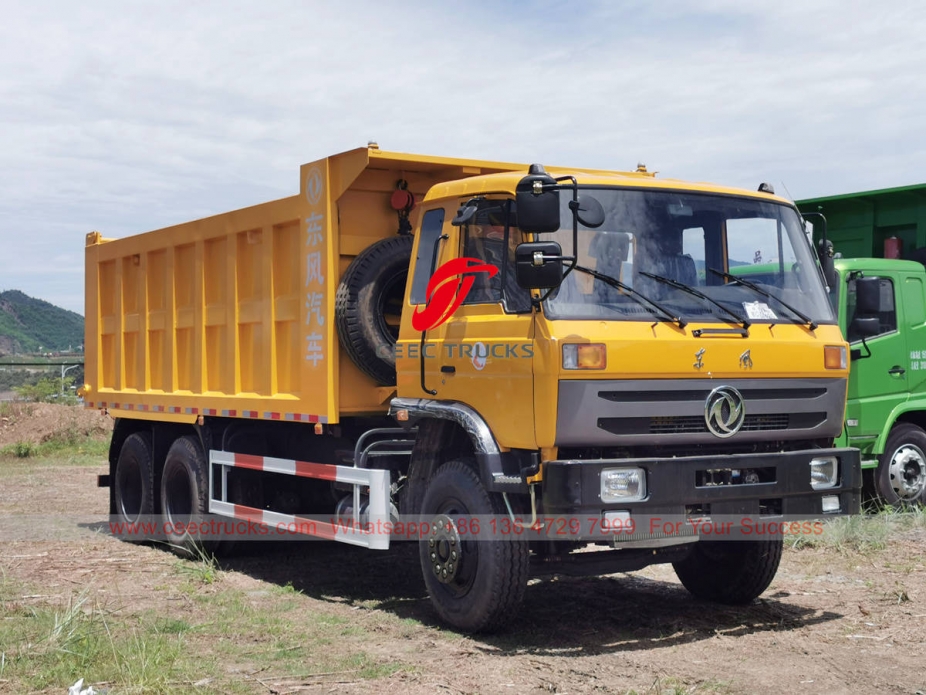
(459, 200, 532, 312)
(846, 277, 896, 341)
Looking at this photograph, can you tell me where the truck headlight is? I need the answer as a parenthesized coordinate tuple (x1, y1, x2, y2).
(600, 467, 646, 502)
(563, 343, 606, 370)
(810, 456, 838, 490)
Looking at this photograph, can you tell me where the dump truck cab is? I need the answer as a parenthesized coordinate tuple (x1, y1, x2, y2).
(387, 164, 860, 628)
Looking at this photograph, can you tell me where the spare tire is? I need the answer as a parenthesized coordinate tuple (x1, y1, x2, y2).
(336, 235, 413, 385)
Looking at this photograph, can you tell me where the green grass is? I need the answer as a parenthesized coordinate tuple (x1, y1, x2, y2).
(786, 506, 926, 553)
(0, 435, 108, 463)
(0, 580, 190, 694)
(623, 676, 734, 695)
(170, 544, 220, 585)
(0, 561, 412, 694)
(0, 442, 411, 693)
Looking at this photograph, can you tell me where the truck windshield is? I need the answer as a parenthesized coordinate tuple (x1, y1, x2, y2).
(541, 188, 836, 325)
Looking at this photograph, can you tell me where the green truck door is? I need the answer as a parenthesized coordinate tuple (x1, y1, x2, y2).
(847, 276, 908, 441)
(901, 274, 926, 396)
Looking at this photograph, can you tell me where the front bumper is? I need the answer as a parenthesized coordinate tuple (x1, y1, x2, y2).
(541, 447, 861, 541)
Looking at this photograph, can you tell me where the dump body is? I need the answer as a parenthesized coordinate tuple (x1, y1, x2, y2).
(83, 148, 525, 423)
(797, 183, 926, 259)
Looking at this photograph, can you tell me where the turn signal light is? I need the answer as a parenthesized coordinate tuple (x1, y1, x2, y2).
(563, 343, 607, 370)
(824, 345, 847, 370)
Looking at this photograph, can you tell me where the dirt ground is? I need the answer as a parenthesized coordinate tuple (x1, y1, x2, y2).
(0, 402, 112, 446)
(1, 411, 925, 694)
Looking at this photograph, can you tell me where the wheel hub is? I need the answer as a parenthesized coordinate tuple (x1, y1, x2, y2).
(890, 445, 926, 500)
(427, 514, 461, 584)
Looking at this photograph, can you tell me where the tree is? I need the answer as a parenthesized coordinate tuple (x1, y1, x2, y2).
(14, 376, 78, 404)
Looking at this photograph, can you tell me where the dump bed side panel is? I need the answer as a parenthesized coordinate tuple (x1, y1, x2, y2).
(85, 192, 328, 422)
(84, 147, 525, 424)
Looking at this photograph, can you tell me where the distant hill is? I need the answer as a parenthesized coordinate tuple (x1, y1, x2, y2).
(0, 290, 84, 355)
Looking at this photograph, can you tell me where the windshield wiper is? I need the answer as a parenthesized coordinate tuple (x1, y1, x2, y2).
(708, 268, 818, 331)
(638, 271, 750, 331)
(571, 265, 686, 328)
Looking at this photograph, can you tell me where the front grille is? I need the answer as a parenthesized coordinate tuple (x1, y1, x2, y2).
(599, 412, 824, 436)
(557, 377, 846, 447)
(741, 414, 790, 431)
(598, 388, 827, 403)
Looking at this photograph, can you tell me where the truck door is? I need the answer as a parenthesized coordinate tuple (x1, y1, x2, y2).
(846, 275, 907, 438)
(901, 273, 926, 396)
(425, 198, 537, 450)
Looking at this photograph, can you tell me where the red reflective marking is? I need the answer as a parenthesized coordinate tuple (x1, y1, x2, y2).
(233, 504, 264, 523)
(233, 453, 266, 471)
(294, 460, 338, 481)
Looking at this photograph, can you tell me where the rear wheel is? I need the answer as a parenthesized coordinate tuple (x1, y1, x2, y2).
(874, 423, 926, 507)
(673, 538, 783, 604)
(160, 435, 227, 557)
(418, 460, 528, 633)
(114, 432, 155, 540)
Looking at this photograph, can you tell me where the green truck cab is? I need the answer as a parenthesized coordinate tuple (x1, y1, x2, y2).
(829, 257, 926, 506)
(797, 184, 926, 506)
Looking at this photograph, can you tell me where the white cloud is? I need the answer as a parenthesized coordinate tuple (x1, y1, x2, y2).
(0, 0, 924, 312)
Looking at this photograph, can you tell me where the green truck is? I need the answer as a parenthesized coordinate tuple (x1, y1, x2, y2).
(797, 185, 926, 506)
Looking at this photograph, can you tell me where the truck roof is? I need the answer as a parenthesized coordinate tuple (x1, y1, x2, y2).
(834, 257, 925, 273)
(423, 165, 795, 206)
(797, 182, 926, 206)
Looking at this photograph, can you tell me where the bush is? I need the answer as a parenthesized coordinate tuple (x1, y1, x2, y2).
(13, 376, 78, 405)
(13, 442, 35, 458)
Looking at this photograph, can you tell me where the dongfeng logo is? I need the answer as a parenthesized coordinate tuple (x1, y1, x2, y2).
(411, 258, 498, 331)
(704, 386, 745, 438)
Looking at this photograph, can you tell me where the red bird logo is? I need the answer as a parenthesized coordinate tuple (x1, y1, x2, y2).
(411, 257, 498, 331)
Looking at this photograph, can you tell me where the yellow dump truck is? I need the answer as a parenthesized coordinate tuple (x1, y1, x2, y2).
(85, 145, 861, 632)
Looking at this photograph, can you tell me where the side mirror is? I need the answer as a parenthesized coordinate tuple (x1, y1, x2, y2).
(515, 241, 564, 289)
(516, 165, 560, 233)
(856, 276, 893, 314)
(571, 195, 605, 228)
(850, 316, 881, 339)
(818, 239, 837, 288)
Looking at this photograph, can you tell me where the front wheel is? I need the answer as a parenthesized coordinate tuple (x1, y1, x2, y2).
(874, 423, 926, 507)
(419, 460, 528, 633)
(673, 538, 783, 604)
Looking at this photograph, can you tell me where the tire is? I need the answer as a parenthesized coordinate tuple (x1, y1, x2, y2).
(336, 235, 413, 386)
(113, 432, 155, 540)
(418, 459, 529, 633)
(873, 423, 926, 507)
(160, 435, 225, 557)
(673, 538, 783, 605)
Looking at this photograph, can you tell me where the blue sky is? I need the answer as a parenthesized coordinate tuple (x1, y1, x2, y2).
(1, 0, 924, 314)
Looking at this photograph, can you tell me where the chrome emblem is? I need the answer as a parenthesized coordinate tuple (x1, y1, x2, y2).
(739, 349, 753, 369)
(693, 348, 706, 370)
(704, 386, 745, 438)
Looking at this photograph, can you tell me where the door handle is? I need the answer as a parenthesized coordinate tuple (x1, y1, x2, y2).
(440, 365, 456, 374)
(888, 366, 906, 376)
